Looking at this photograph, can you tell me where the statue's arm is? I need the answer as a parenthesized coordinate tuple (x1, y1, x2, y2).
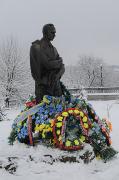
(39, 49, 63, 70)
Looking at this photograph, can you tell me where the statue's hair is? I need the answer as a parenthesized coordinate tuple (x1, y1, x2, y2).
(42, 24, 55, 35)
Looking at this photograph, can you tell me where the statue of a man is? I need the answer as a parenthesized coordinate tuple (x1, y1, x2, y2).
(30, 24, 65, 103)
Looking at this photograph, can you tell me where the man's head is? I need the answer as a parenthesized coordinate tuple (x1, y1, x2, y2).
(42, 24, 56, 41)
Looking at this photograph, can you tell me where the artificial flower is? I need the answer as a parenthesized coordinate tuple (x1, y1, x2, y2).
(82, 116, 88, 122)
(65, 140, 71, 147)
(62, 112, 68, 117)
(74, 109, 80, 114)
(57, 116, 63, 121)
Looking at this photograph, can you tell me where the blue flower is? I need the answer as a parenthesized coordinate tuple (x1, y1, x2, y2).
(49, 104, 53, 108)
(17, 126, 28, 140)
(32, 115, 36, 119)
(38, 107, 45, 114)
(37, 112, 41, 116)
(44, 110, 49, 115)
(56, 104, 63, 112)
(35, 119, 41, 124)
(40, 114, 45, 120)
(45, 118, 51, 124)
(17, 133, 22, 139)
(46, 95, 52, 101)
(48, 107, 55, 115)
(44, 114, 48, 119)
(21, 126, 27, 135)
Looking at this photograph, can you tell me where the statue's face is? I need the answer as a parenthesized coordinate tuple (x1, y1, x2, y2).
(46, 26, 56, 41)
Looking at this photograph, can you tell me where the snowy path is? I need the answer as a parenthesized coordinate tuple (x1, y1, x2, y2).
(0, 101, 119, 180)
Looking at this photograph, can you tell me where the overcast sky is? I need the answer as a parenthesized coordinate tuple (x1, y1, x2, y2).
(0, 0, 119, 66)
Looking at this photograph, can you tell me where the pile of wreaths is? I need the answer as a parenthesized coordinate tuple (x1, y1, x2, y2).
(8, 94, 117, 162)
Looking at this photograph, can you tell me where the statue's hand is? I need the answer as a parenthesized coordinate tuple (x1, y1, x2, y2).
(57, 57, 63, 63)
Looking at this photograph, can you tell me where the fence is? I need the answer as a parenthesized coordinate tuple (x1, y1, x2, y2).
(68, 87, 119, 100)
(1, 87, 119, 106)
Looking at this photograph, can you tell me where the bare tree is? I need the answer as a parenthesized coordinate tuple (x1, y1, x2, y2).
(0, 37, 32, 106)
(61, 65, 79, 88)
(77, 55, 107, 87)
(62, 55, 119, 89)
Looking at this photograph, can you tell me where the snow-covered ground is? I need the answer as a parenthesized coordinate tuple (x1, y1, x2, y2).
(0, 100, 119, 180)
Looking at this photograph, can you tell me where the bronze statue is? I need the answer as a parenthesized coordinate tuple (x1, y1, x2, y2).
(30, 24, 65, 103)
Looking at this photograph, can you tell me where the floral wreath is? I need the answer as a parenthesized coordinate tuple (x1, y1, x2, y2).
(52, 107, 112, 151)
(52, 107, 90, 150)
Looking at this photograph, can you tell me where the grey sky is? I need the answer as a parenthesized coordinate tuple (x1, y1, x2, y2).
(0, 0, 119, 65)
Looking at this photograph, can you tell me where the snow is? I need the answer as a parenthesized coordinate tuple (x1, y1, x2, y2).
(88, 93, 119, 95)
(0, 101, 119, 180)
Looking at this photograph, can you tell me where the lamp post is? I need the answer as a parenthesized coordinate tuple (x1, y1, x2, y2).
(100, 64, 103, 87)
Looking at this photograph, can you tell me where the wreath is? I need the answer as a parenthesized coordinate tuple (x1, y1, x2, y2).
(52, 108, 90, 150)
